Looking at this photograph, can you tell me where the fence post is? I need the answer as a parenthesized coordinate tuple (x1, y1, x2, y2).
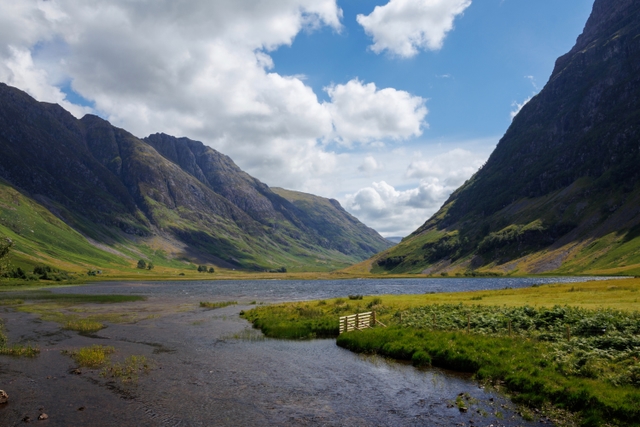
(566, 325, 571, 341)
(355, 312, 359, 330)
(372, 311, 376, 327)
(343, 316, 348, 334)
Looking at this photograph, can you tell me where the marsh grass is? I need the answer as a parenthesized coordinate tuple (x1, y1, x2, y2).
(66, 345, 115, 368)
(0, 343, 39, 357)
(100, 355, 151, 383)
(0, 291, 144, 304)
(242, 302, 343, 339)
(17, 303, 139, 331)
(63, 319, 105, 333)
(199, 301, 237, 309)
(0, 319, 39, 357)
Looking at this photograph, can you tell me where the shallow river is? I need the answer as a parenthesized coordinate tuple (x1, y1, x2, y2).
(0, 277, 614, 426)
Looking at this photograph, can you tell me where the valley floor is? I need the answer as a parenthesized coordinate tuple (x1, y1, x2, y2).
(0, 287, 537, 427)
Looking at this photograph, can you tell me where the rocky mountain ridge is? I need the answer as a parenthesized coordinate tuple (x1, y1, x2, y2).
(0, 83, 390, 272)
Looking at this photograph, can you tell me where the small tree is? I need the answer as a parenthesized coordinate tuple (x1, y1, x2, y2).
(0, 237, 12, 260)
(147, 262, 154, 270)
(208, 267, 215, 273)
(197, 265, 207, 272)
(0, 237, 12, 274)
(137, 259, 147, 269)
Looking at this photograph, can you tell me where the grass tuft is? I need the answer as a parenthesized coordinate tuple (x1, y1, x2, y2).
(0, 343, 39, 357)
(66, 345, 115, 368)
(100, 355, 151, 383)
(0, 319, 39, 357)
(63, 319, 105, 333)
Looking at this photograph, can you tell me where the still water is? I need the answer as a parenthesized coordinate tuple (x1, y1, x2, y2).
(61, 276, 616, 302)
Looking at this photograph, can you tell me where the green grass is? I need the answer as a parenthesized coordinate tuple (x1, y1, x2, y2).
(63, 319, 105, 333)
(241, 300, 350, 339)
(199, 301, 237, 309)
(337, 326, 640, 426)
(66, 345, 115, 368)
(0, 291, 145, 304)
(0, 343, 40, 357)
(0, 318, 39, 357)
(100, 355, 151, 383)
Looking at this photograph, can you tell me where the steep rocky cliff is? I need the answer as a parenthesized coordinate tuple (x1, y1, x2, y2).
(368, 0, 640, 275)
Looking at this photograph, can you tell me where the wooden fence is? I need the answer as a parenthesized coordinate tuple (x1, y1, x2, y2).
(339, 311, 386, 334)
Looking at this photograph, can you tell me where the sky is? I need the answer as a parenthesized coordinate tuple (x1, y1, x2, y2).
(0, 0, 595, 238)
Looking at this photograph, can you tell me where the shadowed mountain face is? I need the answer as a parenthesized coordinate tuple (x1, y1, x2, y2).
(0, 83, 390, 271)
(368, 0, 640, 276)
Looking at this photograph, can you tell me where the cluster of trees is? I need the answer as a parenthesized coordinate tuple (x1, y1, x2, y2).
(136, 259, 154, 270)
(197, 265, 215, 273)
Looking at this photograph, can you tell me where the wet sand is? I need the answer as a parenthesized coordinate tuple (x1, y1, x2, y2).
(1, 295, 544, 426)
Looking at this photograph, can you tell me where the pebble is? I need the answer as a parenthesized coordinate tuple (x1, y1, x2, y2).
(38, 413, 49, 420)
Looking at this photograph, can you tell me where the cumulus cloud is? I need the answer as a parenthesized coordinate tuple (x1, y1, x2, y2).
(405, 148, 483, 187)
(0, 0, 433, 191)
(345, 148, 488, 236)
(345, 180, 447, 235)
(325, 79, 427, 145)
(357, 0, 472, 57)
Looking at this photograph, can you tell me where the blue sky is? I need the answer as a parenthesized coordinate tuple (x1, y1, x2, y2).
(273, 0, 592, 144)
(0, 0, 595, 237)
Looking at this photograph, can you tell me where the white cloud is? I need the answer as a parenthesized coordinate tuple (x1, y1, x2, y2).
(405, 148, 483, 187)
(325, 79, 427, 145)
(0, 46, 91, 117)
(345, 180, 447, 235)
(357, 0, 472, 58)
(510, 96, 532, 120)
(358, 155, 383, 173)
(0, 0, 429, 192)
(0, 0, 493, 239)
(344, 147, 490, 236)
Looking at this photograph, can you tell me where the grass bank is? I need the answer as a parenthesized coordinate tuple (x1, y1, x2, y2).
(242, 278, 640, 426)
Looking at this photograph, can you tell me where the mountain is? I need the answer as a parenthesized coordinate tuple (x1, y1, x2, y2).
(366, 0, 640, 276)
(270, 187, 390, 259)
(0, 83, 390, 273)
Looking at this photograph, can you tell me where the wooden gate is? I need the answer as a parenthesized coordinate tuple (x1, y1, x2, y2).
(339, 311, 386, 334)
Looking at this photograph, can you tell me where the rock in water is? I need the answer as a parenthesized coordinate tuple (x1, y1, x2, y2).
(0, 389, 7, 404)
